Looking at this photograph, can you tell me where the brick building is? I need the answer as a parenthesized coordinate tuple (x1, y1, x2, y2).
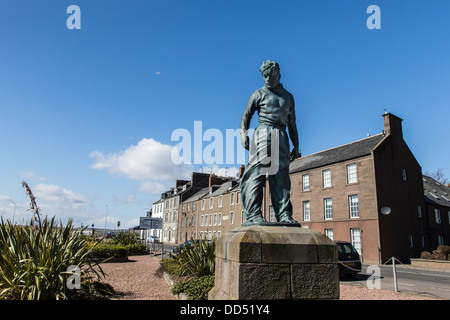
(287, 113, 425, 263)
(178, 179, 242, 242)
(161, 172, 231, 244)
(422, 175, 450, 250)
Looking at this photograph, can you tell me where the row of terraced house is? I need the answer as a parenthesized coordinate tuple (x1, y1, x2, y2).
(150, 113, 450, 264)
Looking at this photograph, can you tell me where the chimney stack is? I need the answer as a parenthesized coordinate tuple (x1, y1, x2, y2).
(239, 165, 245, 178)
(382, 112, 403, 139)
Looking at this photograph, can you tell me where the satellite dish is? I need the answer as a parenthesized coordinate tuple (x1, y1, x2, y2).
(381, 207, 391, 215)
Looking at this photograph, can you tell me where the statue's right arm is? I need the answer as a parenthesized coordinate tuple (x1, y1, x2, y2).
(240, 91, 259, 150)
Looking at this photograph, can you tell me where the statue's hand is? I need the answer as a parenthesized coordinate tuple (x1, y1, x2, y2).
(290, 147, 301, 161)
(242, 136, 250, 150)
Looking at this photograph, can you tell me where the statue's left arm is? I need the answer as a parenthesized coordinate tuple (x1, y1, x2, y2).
(287, 96, 300, 159)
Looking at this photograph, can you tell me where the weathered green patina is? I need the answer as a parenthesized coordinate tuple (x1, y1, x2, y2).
(240, 60, 300, 224)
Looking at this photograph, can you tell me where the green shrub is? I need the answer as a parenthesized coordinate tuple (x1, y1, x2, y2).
(171, 275, 215, 300)
(124, 243, 148, 255)
(160, 258, 186, 276)
(89, 244, 129, 260)
(113, 231, 139, 245)
(88, 243, 148, 261)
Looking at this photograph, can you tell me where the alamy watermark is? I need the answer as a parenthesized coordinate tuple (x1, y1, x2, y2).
(171, 121, 280, 175)
(66, 265, 81, 290)
(366, 265, 381, 290)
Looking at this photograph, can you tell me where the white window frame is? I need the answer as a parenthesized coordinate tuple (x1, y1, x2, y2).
(323, 169, 331, 188)
(302, 174, 310, 191)
(347, 163, 357, 184)
(438, 235, 444, 246)
(209, 197, 213, 209)
(201, 199, 205, 210)
(230, 193, 235, 205)
(230, 211, 234, 225)
(349, 195, 359, 218)
(325, 229, 333, 240)
(219, 195, 223, 208)
(435, 208, 441, 224)
(324, 198, 333, 220)
(351, 228, 362, 255)
(303, 201, 310, 221)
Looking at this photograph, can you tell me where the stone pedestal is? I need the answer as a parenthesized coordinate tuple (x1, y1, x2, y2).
(208, 225, 339, 300)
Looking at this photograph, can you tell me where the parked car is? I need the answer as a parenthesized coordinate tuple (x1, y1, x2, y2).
(336, 241, 362, 278)
(169, 240, 200, 257)
(147, 235, 160, 243)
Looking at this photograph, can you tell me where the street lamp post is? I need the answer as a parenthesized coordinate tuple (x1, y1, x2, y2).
(11, 202, 16, 224)
(104, 205, 108, 236)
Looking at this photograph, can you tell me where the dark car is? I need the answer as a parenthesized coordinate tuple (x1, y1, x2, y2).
(105, 232, 113, 239)
(336, 241, 362, 278)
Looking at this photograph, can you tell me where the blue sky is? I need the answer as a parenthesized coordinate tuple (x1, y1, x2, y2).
(0, 0, 449, 228)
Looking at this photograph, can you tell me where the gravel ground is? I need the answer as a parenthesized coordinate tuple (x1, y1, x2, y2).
(100, 255, 437, 300)
(100, 254, 176, 300)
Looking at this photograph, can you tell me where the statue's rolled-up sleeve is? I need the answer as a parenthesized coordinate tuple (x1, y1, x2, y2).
(240, 90, 260, 145)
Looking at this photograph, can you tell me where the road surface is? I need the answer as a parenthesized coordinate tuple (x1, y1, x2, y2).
(341, 263, 450, 299)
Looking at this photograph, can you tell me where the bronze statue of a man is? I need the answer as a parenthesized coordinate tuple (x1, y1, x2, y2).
(240, 60, 300, 224)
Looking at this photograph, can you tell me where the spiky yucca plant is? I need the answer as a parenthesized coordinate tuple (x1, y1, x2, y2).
(175, 238, 216, 276)
(0, 182, 110, 300)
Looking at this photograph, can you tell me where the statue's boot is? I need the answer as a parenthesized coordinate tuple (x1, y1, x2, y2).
(277, 214, 300, 225)
(247, 214, 267, 223)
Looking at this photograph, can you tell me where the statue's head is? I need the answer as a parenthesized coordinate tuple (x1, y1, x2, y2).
(260, 60, 280, 89)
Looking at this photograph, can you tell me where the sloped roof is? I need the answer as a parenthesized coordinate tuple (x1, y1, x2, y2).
(289, 133, 385, 174)
(423, 175, 450, 208)
(210, 180, 238, 197)
(183, 187, 210, 202)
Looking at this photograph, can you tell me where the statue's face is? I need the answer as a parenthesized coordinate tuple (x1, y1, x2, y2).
(262, 68, 280, 89)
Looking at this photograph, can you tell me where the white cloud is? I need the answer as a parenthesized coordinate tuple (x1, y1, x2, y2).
(138, 181, 168, 194)
(90, 138, 193, 194)
(33, 184, 91, 210)
(19, 171, 46, 182)
(114, 194, 139, 204)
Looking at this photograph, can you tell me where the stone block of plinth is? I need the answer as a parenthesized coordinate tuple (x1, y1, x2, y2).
(208, 224, 339, 300)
